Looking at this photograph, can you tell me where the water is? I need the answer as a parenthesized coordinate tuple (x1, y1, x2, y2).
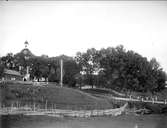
(1, 114, 167, 128)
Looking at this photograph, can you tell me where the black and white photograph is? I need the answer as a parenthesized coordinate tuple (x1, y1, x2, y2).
(0, 0, 167, 128)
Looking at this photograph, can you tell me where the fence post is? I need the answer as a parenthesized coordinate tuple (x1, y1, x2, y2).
(130, 95, 132, 100)
(11, 102, 14, 109)
(52, 103, 54, 112)
(33, 102, 36, 112)
(146, 97, 149, 101)
(10, 103, 13, 112)
(152, 98, 154, 104)
(17, 101, 19, 108)
(45, 100, 47, 111)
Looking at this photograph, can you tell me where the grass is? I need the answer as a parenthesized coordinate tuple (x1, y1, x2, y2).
(82, 88, 126, 98)
(2, 82, 167, 112)
(2, 114, 166, 128)
(83, 87, 167, 100)
(81, 87, 167, 113)
(0, 82, 113, 110)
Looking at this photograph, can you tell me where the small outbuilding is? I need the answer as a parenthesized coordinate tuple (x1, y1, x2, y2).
(3, 69, 23, 81)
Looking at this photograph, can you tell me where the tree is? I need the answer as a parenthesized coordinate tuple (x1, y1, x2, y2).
(150, 58, 160, 70)
(0, 63, 5, 79)
(75, 73, 84, 89)
(30, 57, 51, 82)
(99, 45, 127, 89)
(48, 65, 59, 82)
(61, 59, 80, 87)
(1, 53, 15, 69)
(97, 45, 167, 93)
(75, 48, 100, 88)
(147, 58, 166, 93)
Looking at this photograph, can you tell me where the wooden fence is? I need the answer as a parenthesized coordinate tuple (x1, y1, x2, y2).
(112, 96, 167, 105)
(0, 102, 128, 117)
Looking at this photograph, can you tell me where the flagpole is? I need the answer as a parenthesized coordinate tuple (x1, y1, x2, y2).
(60, 59, 63, 87)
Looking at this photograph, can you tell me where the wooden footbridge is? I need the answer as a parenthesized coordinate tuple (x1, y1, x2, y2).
(112, 96, 167, 105)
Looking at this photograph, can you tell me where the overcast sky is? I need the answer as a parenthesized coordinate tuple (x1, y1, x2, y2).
(0, 1, 167, 72)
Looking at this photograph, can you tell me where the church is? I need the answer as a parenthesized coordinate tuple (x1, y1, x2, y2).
(1, 41, 34, 81)
(15, 41, 35, 81)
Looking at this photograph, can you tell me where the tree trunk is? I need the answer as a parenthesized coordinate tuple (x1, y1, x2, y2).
(45, 77, 47, 82)
(79, 84, 81, 90)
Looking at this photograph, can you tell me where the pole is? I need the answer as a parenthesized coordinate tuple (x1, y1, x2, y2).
(33, 102, 36, 112)
(60, 59, 63, 87)
(45, 100, 47, 111)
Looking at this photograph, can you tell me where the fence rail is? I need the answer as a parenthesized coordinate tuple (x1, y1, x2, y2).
(0, 103, 128, 117)
(111, 96, 167, 105)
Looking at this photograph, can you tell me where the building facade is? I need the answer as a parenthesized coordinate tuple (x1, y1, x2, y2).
(3, 69, 23, 81)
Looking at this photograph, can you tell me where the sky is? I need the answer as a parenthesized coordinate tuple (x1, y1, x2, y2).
(0, 1, 167, 71)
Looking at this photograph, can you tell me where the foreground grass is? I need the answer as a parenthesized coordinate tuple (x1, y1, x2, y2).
(0, 83, 113, 110)
(1, 114, 167, 128)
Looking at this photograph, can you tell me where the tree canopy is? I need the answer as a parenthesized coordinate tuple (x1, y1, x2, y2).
(75, 45, 167, 93)
(0, 45, 166, 93)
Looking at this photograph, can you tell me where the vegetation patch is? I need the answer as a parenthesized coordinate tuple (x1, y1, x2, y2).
(0, 83, 113, 110)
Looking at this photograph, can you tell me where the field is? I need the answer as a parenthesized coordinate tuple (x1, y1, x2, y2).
(82, 87, 167, 113)
(1, 81, 167, 113)
(0, 82, 113, 110)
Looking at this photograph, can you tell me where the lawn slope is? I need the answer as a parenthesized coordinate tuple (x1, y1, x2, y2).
(0, 83, 113, 110)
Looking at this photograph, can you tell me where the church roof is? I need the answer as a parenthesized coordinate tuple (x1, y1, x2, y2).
(20, 48, 35, 57)
(15, 41, 35, 58)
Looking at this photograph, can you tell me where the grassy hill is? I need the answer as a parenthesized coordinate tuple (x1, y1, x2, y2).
(0, 82, 113, 110)
(82, 88, 126, 97)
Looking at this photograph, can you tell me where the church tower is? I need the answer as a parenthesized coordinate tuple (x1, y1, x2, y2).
(23, 41, 30, 81)
(15, 40, 35, 81)
(24, 40, 29, 48)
